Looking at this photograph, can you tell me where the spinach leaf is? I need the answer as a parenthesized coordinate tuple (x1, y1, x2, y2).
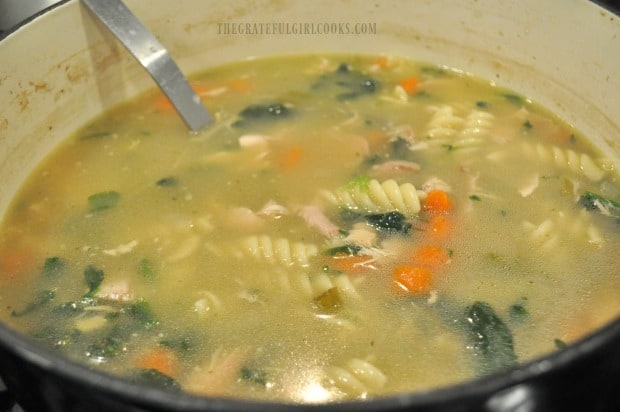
(342, 175, 371, 192)
(365, 211, 412, 235)
(84, 265, 104, 297)
(86, 335, 125, 360)
(233, 103, 293, 127)
(41, 257, 67, 277)
(390, 137, 412, 160)
(312, 63, 379, 101)
(155, 176, 178, 187)
(160, 335, 194, 353)
(508, 303, 528, 322)
(463, 301, 518, 374)
(502, 93, 526, 106)
(80, 131, 112, 140)
(240, 366, 269, 386)
(138, 258, 158, 280)
(578, 191, 620, 220)
(324, 244, 362, 256)
(87, 191, 120, 212)
(125, 299, 158, 329)
(11, 290, 56, 317)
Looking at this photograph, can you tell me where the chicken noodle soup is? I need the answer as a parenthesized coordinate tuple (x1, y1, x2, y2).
(0, 54, 619, 402)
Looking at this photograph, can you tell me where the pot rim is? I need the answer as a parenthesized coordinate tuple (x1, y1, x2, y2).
(1, 0, 619, 410)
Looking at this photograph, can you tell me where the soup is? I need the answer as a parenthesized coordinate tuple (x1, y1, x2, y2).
(0, 54, 618, 402)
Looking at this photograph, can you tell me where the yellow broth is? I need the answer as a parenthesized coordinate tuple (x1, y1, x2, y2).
(0, 54, 619, 402)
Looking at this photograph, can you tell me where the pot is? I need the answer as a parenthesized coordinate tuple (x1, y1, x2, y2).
(0, 1, 619, 411)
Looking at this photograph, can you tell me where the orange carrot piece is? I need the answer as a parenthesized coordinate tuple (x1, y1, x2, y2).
(0, 248, 35, 281)
(280, 147, 304, 169)
(399, 77, 419, 94)
(374, 55, 390, 69)
(428, 215, 452, 238)
(137, 348, 178, 377)
(392, 266, 433, 295)
(423, 190, 453, 214)
(412, 245, 450, 268)
(329, 254, 376, 274)
(227, 78, 252, 92)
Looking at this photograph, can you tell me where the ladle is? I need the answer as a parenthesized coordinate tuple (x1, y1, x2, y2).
(81, 0, 212, 132)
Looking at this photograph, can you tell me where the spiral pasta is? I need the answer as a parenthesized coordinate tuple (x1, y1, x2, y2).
(425, 105, 464, 139)
(325, 358, 387, 396)
(521, 141, 606, 182)
(321, 179, 424, 217)
(522, 209, 604, 250)
(460, 109, 495, 140)
(192, 290, 223, 316)
(238, 235, 318, 267)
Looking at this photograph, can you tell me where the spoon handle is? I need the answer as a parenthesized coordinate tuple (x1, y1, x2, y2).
(81, 0, 212, 132)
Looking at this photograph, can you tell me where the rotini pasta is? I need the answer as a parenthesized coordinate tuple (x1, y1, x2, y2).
(521, 141, 606, 182)
(425, 105, 464, 139)
(311, 272, 362, 299)
(325, 358, 387, 396)
(422, 106, 495, 153)
(522, 209, 604, 250)
(192, 291, 223, 315)
(460, 110, 495, 140)
(321, 179, 424, 217)
(237, 235, 318, 267)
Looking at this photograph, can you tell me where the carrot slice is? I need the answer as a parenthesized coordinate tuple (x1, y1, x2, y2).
(137, 348, 178, 377)
(227, 78, 252, 92)
(392, 266, 433, 295)
(399, 77, 419, 94)
(423, 190, 453, 214)
(374, 55, 390, 69)
(428, 215, 452, 238)
(0, 248, 35, 282)
(280, 147, 304, 169)
(329, 254, 376, 274)
(412, 245, 449, 268)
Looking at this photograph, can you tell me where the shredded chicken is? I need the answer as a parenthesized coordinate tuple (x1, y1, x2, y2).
(258, 200, 289, 217)
(98, 279, 133, 302)
(184, 348, 248, 396)
(299, 205, 340, 237)
(387, 124, 416, 145)
(238, 134, 271, 149)
(421, 176, 452, 193)
(371, 160, 421, 176)
(344, 222, 377, 248)
(102, 240, 139, 256)
(518, 173, 540, 197)
(227, 207, 266, 231)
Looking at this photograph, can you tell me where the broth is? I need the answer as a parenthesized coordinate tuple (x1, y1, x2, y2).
(0, 54, 619, 402)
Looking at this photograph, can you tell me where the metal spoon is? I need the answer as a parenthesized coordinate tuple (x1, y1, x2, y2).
(81, 0, 212, 132)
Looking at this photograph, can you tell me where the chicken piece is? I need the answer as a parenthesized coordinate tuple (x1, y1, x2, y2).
(371, 160, 421, 176)
(98, 279, 134, 302)
(344, 222, 377, 248)
(299, 205, 340, 238)
(184, 348, 248, 396)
